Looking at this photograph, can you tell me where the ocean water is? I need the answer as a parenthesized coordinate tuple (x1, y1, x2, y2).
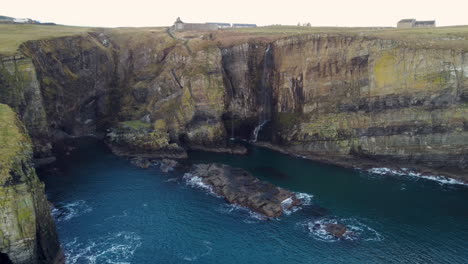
(40, 139, 468, 264)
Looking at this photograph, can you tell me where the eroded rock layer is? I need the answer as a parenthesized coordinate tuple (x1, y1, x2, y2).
(0, 29, 467, 180)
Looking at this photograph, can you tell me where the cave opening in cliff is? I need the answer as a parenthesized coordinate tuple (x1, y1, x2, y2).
(0, 252, 13, 264)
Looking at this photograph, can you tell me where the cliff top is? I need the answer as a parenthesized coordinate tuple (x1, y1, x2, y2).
(0, 104, 31, 180)
(0, 23, 92, 55)
(2, 24, 468, 56)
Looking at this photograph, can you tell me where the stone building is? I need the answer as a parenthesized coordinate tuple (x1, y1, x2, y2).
(397, 19, 435, 28)
(232, 23, 257, 28)
(414, 20, 436, 28)
(173, 17, 218, 32)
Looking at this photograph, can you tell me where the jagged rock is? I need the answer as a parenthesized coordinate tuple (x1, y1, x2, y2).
(160, 159, 179, 173)
(324, 223, 348, 239)
(0, 104, 63, 264)
(130, 157, 152, 169)
(187, 163, 302, 218)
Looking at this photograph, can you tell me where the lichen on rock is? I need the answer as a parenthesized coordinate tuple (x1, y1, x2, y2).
(0, 103, 63, 264)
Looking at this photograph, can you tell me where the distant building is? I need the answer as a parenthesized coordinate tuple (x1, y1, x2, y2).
(173, 17, 218, 32)
(232, 23, 257, 28)
(207, 22, 231, 29)
(13, 18, 32, 23)
(414, 20, 436, 28)
(397, 19, 435, 28)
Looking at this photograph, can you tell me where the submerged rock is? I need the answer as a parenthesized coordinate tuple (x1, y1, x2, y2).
(130, 157, 152, 169)
(187, 163, 302, 218)
(160, 159, 179, 173)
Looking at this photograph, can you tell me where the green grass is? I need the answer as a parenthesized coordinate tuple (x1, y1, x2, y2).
(215, 25, 468, 50)
(2, 23, 468, 56)
(0, 103, 30, 179)
(0, 23, 94, 55)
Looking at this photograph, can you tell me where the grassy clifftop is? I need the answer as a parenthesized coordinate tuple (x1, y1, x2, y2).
(2, 23, 468, 56)
(0, 23, 93, 55)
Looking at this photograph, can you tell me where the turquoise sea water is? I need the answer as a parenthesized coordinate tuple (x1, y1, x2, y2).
(40, 139, 468, 264)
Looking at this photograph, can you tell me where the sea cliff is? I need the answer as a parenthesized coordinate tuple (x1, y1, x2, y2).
(1, 26, 467, 180)
(0, 103, 63, 264)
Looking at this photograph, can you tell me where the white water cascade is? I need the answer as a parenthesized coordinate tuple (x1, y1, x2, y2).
(251, 44, 273, 142)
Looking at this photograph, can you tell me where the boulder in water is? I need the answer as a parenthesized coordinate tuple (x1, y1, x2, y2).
(160, 159, 179, 172)
(324, 223, 348, 238)
(187, 163, 302, 218)
(130, 157, 152, 168)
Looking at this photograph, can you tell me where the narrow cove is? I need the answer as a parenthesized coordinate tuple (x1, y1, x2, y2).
(40, 138, 468, 264)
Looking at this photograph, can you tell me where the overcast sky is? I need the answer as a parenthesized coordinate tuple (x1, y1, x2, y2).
(2, 0, 468, 28)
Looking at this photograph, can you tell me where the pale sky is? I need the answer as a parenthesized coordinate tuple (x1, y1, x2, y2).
(2, 0, 468, 28)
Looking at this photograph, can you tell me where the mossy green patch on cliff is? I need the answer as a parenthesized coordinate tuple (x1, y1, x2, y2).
(374, 51, 398, 90)
(0, 104, 31, 180)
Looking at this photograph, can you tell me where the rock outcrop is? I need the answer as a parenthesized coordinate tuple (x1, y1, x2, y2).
(0, 104, 63, 264)
(186, 163, 301, 218)
(107, 120, 187, 158)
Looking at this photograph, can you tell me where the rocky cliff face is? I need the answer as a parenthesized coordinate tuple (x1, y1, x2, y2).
(1, 29, 467, 180)
(269, 35, 468, 175)
(0, 104, 63, 264)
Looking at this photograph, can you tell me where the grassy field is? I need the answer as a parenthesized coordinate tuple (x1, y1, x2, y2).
(1, 23, 468, 56)
(0, 24, 94, 55)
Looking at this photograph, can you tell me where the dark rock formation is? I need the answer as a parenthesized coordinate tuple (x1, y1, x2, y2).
(324, 223, 348, 239)
(187, 163, 302, 218)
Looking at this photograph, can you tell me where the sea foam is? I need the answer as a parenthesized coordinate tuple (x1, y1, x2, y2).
(368, 167, 467, 186)
(302, 217, 384, 242)
(64, 231, 142, 264)
(51, 200, 92, 222)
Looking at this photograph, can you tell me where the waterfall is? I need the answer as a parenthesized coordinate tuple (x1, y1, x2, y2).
(251, 120, 268, 142)
(230, 114, 235, 140)
(251, 44, 273, 142)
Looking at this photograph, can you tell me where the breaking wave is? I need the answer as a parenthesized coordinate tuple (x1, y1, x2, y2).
(64, 231, 142, 264)
(368, 167, 467, 186)
(183, 173, 221, 198)
(296, 192, 313, 206)
(52, 200, 92, 222)
(216, 204, 267, 223)
(300, 217, 384, 242)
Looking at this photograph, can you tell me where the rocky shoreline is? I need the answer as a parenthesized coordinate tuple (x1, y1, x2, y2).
(253, 142, 468, 186)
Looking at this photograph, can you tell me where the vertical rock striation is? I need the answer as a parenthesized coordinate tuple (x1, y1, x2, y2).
(1, 30, 467, 180)
(0, 104, 63, 264)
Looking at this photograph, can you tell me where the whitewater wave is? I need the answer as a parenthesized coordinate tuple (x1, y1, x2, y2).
(182, 240, 213, 262)
(64, 231, 142, 264)
(368, 167, 467, 186)
(183, 173, 222, 198)
(281, 192, 314, 215)
(52, 200, 92, 222)
(296, 192, 313, 206)
(216, 204, 267, 223)
(300, 217, 384, 242)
